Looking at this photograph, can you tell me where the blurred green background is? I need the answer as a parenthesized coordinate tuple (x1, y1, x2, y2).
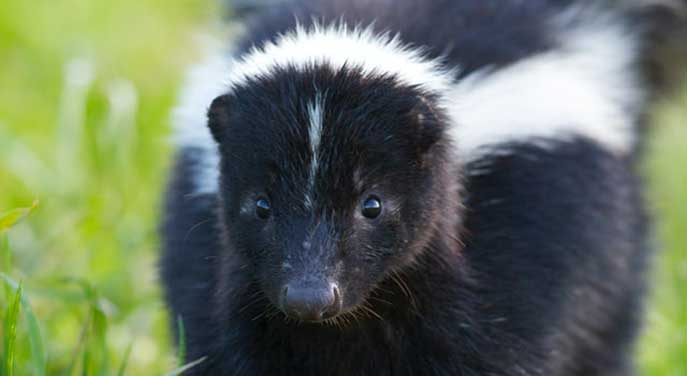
(0, 0, 684, 375)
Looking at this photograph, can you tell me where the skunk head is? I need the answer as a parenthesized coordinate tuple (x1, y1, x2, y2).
(207, 27, 459, 323)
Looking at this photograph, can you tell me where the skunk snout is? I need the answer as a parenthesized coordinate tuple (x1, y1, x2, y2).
(280, 281, 341, 322)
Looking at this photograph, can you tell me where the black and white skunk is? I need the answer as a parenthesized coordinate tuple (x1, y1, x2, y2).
(160, 1, 685, 374)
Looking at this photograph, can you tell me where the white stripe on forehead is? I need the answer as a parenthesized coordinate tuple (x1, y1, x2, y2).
(227, 23, 456, 95)
(305, 93, 325, 209)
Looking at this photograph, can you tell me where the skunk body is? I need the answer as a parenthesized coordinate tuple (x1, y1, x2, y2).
(161, 1, 659, 374)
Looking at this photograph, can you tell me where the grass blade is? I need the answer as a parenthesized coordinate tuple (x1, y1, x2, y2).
(0, 273, 46, 376)
(63, 312, 90, 376)
(58, 277, 112, 376)
(1, 234, 10, 301)
(163, 357, 206, 376)
(89, 303, 110, 376)
(116, 343, 133, 376)
(23, 298, 46, 376)
(1, 233, 9, 275)
(2, 282, 23, 376)
(176, 315, 186, 370)
(0, 200, 39, 232)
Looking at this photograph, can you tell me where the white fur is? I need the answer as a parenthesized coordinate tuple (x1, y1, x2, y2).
(449, 13, 643, 161)
(305, 94, 325, 208)
(227, 24, 456, 95)
(171, 52, 229, 194)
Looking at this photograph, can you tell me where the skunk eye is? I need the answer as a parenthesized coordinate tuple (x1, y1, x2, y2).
(361, 196, 382, 219)
(256, 198, 271, 219)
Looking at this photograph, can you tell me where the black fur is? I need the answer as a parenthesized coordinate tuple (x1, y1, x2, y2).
(161, 1, 654, 374)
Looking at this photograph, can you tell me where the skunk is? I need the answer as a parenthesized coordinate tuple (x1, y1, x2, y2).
(160, 1, 683, 374)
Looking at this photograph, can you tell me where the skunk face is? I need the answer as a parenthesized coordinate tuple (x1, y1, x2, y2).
(208, 65, 454, 322)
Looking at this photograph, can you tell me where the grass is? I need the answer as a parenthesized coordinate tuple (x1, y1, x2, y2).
(0, 0, 685, 374)
(637, 89, 687, 376)
(0, 0, 217, 373)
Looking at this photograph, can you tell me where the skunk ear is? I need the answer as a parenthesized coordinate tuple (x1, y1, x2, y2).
(411, 96, 445, 155)
(207, 94, 232, 143)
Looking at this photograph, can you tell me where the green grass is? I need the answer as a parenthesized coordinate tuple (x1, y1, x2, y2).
(637, 89, 687, 376)
(0, 0, 218, 373)
(0, 1, 685, 374)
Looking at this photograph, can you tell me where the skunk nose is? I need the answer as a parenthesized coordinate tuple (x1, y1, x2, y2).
(280, 282, 341, 321)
